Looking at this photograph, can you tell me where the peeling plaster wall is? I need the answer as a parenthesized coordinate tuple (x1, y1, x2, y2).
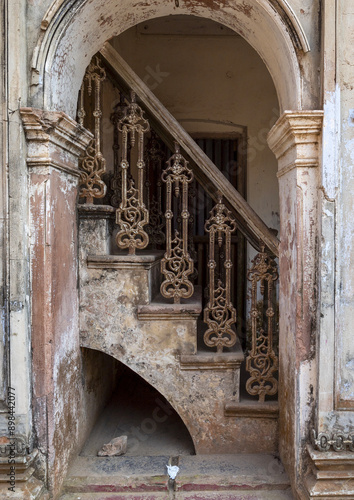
(316, 0, 354, 435)
(30, 166, 122, 497)
(334, 1, 354, 414)
(4, 0, 33, 445)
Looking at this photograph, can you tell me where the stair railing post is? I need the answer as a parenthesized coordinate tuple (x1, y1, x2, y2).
(245, 245, 279, 401)
(160, 143, 194, 303)
(115, 91, 150, 254)
(78, 56, 107, 204)
(203, 195, 237, 352)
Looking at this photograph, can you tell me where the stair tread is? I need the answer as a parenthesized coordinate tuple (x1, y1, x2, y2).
(88, 251, 164, 264)
(60, 492, 294, 500)
(138, 287, 202, 316)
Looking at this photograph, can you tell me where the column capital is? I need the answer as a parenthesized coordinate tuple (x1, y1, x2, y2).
(267, 111, 324, 176)
(20, 107, 92, 176)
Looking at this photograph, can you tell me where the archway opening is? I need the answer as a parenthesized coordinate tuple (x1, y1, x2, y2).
(81, 13, 280, 357)
(81, 361, 195, 457)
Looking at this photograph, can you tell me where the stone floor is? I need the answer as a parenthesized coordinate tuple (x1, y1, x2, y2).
(60, 368, 293, 499)
(80, 368, 195, 457)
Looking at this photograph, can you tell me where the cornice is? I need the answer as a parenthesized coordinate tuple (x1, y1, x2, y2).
(267, 111, 324, 174)
(20, 107, 92, 160)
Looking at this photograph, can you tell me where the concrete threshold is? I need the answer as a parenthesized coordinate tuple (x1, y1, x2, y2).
(60, 454, 294, 499)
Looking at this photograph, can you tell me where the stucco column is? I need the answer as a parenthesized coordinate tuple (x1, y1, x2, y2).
(20, 108, 92, 496)
(267, 111, 323, 492)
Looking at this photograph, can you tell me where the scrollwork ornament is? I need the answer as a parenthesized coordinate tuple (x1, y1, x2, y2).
(160, 143, 194, 303)
(110, 92, 128, 207)
(245, 244, 279, 401)
(160, 231, 194, 302)
(312, 429, 354, 452)
(203, 195, 238, 352)
(78, 56, 107, 203)
(116, 91, 150, 254)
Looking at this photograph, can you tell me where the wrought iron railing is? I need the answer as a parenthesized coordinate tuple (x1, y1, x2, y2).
(77, 54, 279, 401)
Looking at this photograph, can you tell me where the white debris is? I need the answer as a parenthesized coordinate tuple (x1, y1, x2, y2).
(166, 464, 180, 480)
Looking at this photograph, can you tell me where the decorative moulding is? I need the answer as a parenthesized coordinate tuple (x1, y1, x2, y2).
(305, 443, 354, 498)
(30, 0, 310, 89)
(311, 429, 354, 452)
(267, 111, 324, 175)
(224, 399, 279, 419)
(180, 350, 243, 371)
(20, 107, 92, 175)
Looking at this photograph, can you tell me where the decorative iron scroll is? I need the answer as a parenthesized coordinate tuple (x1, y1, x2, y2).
(245, 245, 279, 401)
(78, 56, 107, 203)
(116, 91, 150, 254)
(311, 429, 354, 452)
(203, 196, 237, 352)
(144, 131, 165, 246)
(110, 92, 127, 208)
(161, 143, 194, 303)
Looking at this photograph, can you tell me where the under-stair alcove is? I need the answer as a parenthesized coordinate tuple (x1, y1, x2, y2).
(80, 361, 195, 457)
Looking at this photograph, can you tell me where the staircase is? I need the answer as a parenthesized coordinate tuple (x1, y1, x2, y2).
(70, 45, 288, 498)
(79, 204, 276, 455)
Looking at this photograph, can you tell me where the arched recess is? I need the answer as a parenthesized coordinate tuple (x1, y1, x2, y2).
(30, 0, 308, 117)
(81, 348, 197, 456)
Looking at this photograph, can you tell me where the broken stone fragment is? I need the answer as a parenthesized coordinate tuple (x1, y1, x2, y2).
(97, 436, 128, 456)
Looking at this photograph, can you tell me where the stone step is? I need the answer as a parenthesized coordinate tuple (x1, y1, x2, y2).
(60, 491, 294, 499)
(59, 454, 294, 499)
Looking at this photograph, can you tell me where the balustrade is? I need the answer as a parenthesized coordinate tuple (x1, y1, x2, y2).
(77, 54, 279, 401)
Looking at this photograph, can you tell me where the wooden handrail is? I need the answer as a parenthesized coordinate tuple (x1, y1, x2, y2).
(100, 43, 279, 257)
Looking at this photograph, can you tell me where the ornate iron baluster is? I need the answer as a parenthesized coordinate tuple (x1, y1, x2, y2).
(145, 131, 165, 246)
(245, 245, 279, 401)
(116, 91, 150, 254)
(203, 196, 237, 352)
(161, 143, 194, 303)
(110, 93, 127, 208)
(79, 56, 107, 204)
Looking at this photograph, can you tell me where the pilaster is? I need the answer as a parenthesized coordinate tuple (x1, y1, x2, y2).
(267, 111, 323, 494)
(20, 108, 91, 497)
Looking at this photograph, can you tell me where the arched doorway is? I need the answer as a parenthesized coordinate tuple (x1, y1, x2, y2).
(23, 1, 323, 497)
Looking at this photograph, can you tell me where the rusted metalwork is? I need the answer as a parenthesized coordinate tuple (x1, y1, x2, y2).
(245, 245, 279, 401)
(116, 91, 150, 254)
(161, 143, 194, 303)
(145, 131, 165, 246)
(110, 92, 127, 208)
(311, 429, 354, 452)
(203, 195, 237, 352)
(79, 56, 107, 204)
